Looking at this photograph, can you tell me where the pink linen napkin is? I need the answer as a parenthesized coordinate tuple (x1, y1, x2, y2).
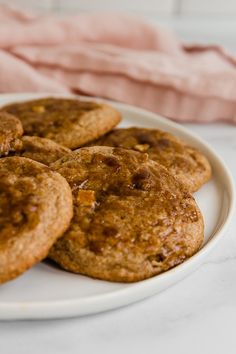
(0, 5, 236, 123)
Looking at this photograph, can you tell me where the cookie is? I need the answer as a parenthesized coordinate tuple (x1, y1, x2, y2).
(49, 146, 204, 283)
(2, 97, 121, 149)
(0, 156, 73, 284)
(0, 112, 23, 156)
(13, 136, 71, 166)
(88, 127, 211, 192)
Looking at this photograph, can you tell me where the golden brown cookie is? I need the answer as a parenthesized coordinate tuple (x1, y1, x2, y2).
(0, 156, 73, 284)
(13, 136, 71, 166)
(2, 97, 121, 149)
(49, 146, 204, 283)
(0, 112, 23, 156)
(88, 127, 211, 192)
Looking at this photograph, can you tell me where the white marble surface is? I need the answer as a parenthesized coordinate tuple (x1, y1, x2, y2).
(0, 123, 236, 354)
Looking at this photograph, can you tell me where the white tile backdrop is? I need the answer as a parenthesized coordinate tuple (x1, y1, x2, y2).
(0, 0, 54, 13)
(180, 0, 236, 15)
(56, 0, 176, 15)
(1, 0, 236, 50)
(1, 0, 236, 16)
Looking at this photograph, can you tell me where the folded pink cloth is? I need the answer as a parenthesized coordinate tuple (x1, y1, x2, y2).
(0, 5, 236, 123)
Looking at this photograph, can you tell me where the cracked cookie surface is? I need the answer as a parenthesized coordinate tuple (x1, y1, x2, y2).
(2, 97, 121, 149)
(13, 136, 71, 166)
(0, 156, 73, 284)
(88, 127, 211, 192)
(0, 112, 23, 156)
(49, 146, 204, 282)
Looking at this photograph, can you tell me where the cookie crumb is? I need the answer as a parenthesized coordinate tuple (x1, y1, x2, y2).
(77, 190, 96, 206)
(134, 144, 150, 152)
(32, 105, 45, 113)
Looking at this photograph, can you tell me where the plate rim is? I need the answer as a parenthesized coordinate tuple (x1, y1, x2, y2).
(0, 92, 235, 320)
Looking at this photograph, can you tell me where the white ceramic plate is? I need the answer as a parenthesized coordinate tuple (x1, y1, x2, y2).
(0, 93, 234, 320)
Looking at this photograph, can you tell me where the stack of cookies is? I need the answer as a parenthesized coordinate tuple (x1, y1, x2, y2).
(0, 97, 211, 284)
